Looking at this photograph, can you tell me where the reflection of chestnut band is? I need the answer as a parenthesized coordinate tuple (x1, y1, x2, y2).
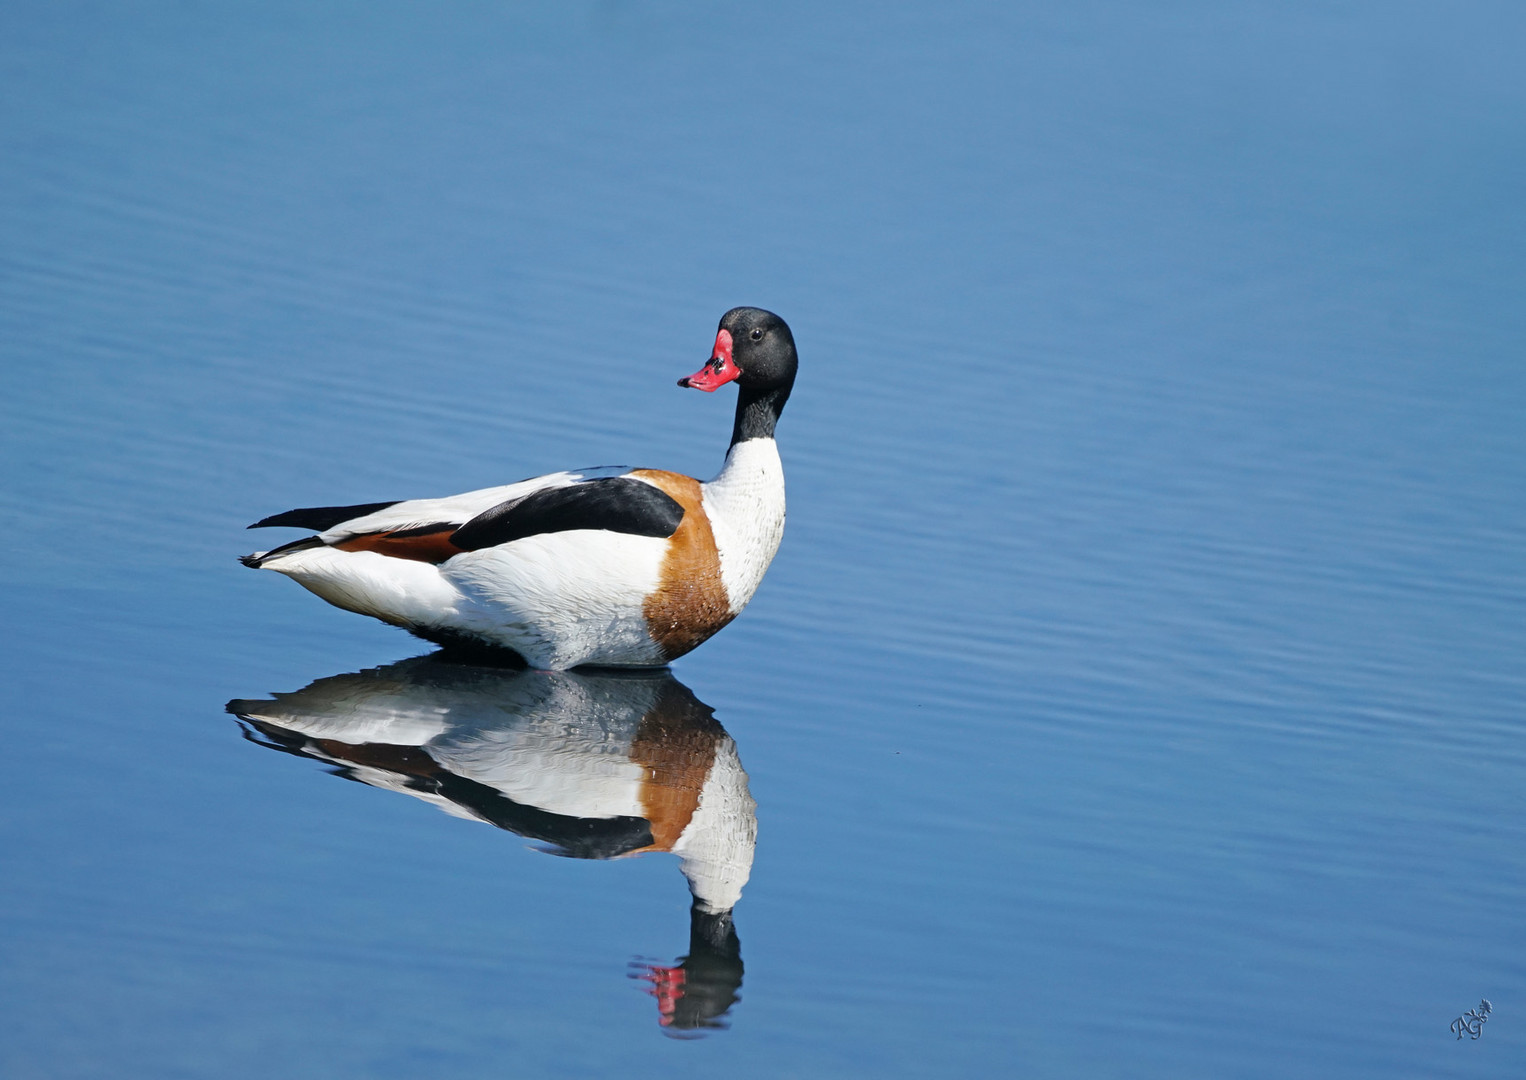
(630, 685, 725, 852)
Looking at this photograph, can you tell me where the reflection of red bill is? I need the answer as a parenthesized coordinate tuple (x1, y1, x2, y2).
(637, 963, 687, 1025)
(678, 329, 741, 391)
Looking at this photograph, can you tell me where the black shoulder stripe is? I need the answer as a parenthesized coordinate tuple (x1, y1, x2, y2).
(248, 500, 401, 531)
(425, 771, 656, 859)
(450, 477, 685, 551)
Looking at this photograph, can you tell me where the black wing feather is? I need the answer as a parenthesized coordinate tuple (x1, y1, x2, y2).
(239, 535, 326, 569)
(249, 500, 401, 531)
(450, 477, 684, 551)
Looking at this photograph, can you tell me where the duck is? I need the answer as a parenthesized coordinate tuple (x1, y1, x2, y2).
(241, 306, 797, 670)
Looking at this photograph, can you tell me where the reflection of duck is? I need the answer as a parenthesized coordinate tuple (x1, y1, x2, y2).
(239, 307, 798, 670)
(228, 656, 755, 1033)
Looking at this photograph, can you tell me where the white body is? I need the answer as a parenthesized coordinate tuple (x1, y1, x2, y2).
(253, 440, 785, 669)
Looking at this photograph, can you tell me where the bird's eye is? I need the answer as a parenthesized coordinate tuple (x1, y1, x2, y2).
(750, 328, 764, 341)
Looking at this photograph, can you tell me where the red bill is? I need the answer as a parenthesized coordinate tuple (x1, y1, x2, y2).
(678, 328, 741, 391)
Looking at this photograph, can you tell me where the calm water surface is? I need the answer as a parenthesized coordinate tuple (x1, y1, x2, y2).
(3, 3, 1524, 1077)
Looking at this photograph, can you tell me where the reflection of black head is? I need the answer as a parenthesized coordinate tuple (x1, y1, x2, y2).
(672, 903, 744, 1031)
(642, 901, 745, 1035)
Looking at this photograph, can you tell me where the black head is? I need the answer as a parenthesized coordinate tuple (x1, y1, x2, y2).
(679, 307, 797, 394)
(719, 307, 797, 390)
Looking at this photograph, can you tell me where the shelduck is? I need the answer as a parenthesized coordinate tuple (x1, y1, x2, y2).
(241, 307, 797, 669)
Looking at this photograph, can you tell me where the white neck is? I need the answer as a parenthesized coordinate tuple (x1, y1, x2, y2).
(701, 438, 786, 614)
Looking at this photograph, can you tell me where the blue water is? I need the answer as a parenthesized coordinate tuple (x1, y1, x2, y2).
(3, 3, 1524, 1076)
